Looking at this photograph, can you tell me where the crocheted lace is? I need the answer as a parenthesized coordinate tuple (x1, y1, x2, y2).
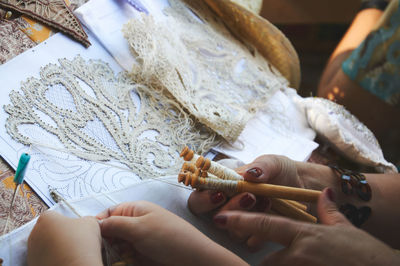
(4, 56, 217, 178)
(122, 0, 288, 142)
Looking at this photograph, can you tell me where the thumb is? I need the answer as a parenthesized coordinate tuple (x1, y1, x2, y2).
(99, 216, 143, 242)
(317, 188, 351, 226)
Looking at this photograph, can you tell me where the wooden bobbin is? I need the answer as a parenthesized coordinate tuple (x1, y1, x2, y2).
(200, 170, 208, 178)
(181, 162, 196, 173)
(180, 146, 195, 161)
(270, 198, 317, 223)
(178, 171, 200, 187)
(196, 156, 211, 170)
(196, 155, 243, 181)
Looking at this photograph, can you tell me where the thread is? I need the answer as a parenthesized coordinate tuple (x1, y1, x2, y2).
(196, 156, 242, 181)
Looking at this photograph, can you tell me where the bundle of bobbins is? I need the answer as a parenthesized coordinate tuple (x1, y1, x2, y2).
(179, 146, 319, 223)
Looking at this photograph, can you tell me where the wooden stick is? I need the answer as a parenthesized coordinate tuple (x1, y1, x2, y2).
(286, 199, 308, 211)
(270, 198, 317, 223)
(179, 173, 321, 203)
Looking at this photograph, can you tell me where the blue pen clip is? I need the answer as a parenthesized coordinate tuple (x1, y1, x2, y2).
(14, 153, 31, 185)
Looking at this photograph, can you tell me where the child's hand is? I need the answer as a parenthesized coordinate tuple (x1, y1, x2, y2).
(28, 211, 102, 266)
(97, 201, 247, 266)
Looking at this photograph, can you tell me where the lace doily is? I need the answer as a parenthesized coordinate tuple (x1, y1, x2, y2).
(123, 0, 288, 143)
(4, 56, 217, 179)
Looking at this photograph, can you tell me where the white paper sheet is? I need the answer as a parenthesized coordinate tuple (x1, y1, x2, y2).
(75, 0, 169, 71)
(0, 178, 281, 265)
(214, 90, 319, 164)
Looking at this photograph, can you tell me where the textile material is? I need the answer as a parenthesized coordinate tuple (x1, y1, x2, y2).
(0, 0, 90, 47)
(0, 167, 48, 236)
(0, 19, 35, 64)
(342, 0, 400, 107)
(123, 0, 288, 143)
(19, 16, 53, 44)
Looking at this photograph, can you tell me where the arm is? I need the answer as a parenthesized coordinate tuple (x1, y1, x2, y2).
(297, 161, 400, 248)
(318, 8, 383, 96)
(188, 155, 400, 248)
(213, 189, 400, 266)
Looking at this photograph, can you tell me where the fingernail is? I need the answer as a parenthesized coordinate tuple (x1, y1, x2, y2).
(213, 215, 227, 225)
(326, 188, 336, 203)
(210, 191, 224, 204)
(246, 167, 262, 178)
(239, 193, 255, 208)
(254, 197, 271, 212)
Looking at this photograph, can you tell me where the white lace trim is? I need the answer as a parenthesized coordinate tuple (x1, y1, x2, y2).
(4, 56, 218, 179)
(122, 0, 288, 142)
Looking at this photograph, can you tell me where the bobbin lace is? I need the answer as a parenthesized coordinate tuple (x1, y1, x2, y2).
(122, 0, 288, 142)
(4, 56, 217, 179)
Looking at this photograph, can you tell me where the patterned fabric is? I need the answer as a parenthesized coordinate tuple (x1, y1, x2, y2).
(0, 18, 35, 64)
(0, 166, 48, 236)
(0, 0, 90, 47)
(342, 0, 400, 107)
(20, 16, 53, 44)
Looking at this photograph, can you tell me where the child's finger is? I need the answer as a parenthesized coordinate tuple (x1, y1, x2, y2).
(99, 216, 143, 242)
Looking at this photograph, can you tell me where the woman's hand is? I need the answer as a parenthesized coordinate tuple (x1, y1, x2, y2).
(212, 188, 400, 265)
(188, 155, 334, 216)
(28, 211, 102, 266)
(97, 201, 246, 266)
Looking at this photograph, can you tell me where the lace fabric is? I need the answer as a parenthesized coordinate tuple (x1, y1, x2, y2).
(0, 18, 35, 64)
(0, 0, 90, 47)
(4, 56, 217, 179)
(122, 0, 288, 142)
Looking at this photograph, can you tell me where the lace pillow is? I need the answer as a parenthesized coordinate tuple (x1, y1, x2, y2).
(299, 97, 397, 173)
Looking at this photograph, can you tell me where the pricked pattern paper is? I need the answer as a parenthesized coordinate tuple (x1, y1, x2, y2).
(0, 31, 217, 205)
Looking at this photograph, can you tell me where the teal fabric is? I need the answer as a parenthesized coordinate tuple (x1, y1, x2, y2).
(342, 3, 400, 107)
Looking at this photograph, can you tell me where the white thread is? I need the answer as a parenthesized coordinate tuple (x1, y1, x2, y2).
(198, 178, 238, 194)
(207, 159, 243, 181)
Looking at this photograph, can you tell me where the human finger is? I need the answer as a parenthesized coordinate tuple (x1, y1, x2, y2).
(236, 155, 298, 186)
(96, 201, 158, 220)
(99, 216, 144, 242)
(218, 192, 257, 212)
(187, 190, 227, 215)
(213, 211, 305, 247)
(318, 188, 351, 226)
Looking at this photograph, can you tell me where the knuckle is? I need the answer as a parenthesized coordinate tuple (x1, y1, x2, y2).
(255, 215, 272, 233)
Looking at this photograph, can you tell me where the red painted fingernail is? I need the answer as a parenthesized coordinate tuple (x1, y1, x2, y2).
(213, 215, 227, 225)
(246, 167, 262, 178)
(239, 193, 255, 208)
(210, 191, 224, 204)
(326, 188, 336, 203)
(255, 197, 271, 212)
